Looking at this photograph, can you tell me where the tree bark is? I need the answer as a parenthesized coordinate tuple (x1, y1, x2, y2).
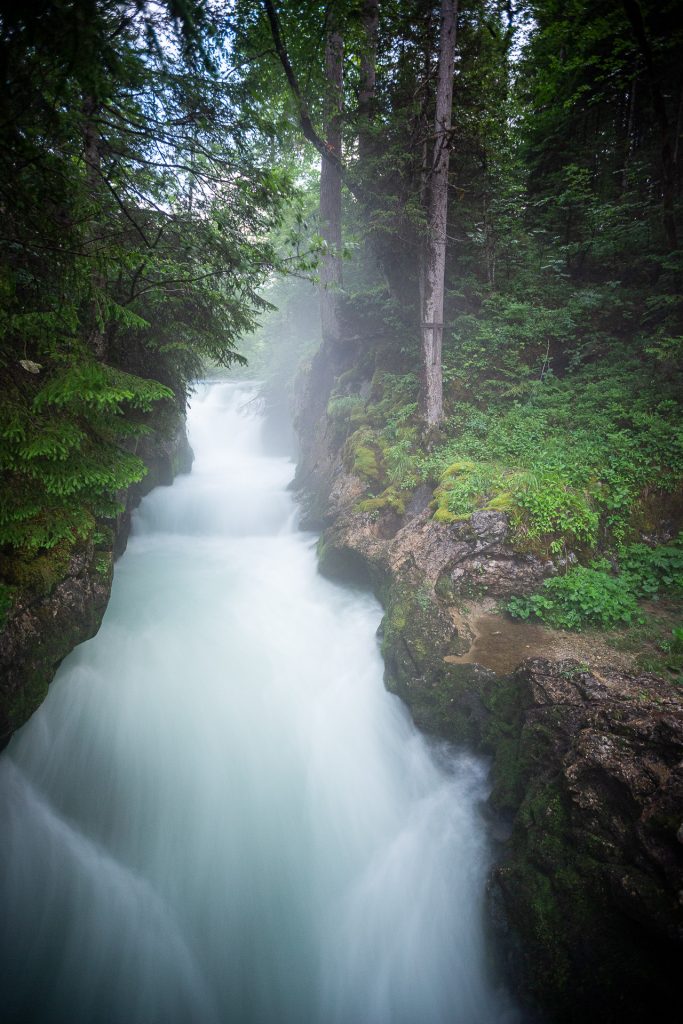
(319, 15, 344, 351)
(358, 0, 379, 164)
(420, 0, 457, 428)
(263, 1, 343, 173)
(622, 75, 637, 191)
(82, 94, 107, 361)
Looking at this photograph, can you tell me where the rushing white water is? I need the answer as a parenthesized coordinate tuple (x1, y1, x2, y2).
(0, 382, 520, 1024)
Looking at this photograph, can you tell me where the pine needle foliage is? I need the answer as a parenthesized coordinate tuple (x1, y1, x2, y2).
(0, 1, 294, 560)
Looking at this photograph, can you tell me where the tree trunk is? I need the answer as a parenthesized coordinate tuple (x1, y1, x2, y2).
(358, 0, 379, 164)
(82, 94, 107, 361)
(420, 0, 457, 428)
(319, 16, 344, 352)
(622, 75, 637, 191)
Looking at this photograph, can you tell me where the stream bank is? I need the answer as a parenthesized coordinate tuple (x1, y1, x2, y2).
(0, 381, 521, 1024)
(0, 403, 193, 749)
(294, 349, 683, 1023)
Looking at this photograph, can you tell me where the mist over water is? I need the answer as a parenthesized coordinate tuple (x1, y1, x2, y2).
(0, 382, 520, 1024)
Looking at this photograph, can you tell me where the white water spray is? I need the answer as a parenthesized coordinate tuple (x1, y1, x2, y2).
(0, 382, 520, 1024)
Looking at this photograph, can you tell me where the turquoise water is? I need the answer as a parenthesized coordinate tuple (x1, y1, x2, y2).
(0, 382, 519, 1024)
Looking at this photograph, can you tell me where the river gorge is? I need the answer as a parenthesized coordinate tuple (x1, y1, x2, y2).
(0, 382, 520, 1024)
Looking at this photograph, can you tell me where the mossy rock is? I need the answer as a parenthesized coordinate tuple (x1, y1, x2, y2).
(0, 540, 73, 599)
(379, 581, 493, 742)
(343, 427, 384, 484)
(433, 504, 461, 524)
(356, 486, 406, 516)
(353, 445, 380, 480)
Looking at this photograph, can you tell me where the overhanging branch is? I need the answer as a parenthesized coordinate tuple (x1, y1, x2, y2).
(262, 0, 364, 203)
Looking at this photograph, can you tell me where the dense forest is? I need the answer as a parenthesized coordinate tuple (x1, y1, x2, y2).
(1, 2, 682, 1022)
(2, 0, 681, 663)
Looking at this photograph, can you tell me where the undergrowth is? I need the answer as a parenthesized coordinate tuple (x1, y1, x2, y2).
(506, 537, 683, 632)
(331, 360, 682, 557)
(328, 355, 682, 643)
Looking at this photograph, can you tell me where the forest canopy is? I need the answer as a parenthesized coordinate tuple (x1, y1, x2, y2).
(0, 0, 292, 552)
(0, 0, 681, 647)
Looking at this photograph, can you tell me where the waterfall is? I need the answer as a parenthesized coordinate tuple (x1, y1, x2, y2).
(0, 381, 520, 1024)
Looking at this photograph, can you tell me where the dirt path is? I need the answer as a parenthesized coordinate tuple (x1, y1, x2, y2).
(445, 598, 638, 675)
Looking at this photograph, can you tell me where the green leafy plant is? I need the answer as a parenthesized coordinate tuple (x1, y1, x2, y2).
(662, 627, 683, 675)
(619, 539, 683, 598)
(507, 566, 641, 631)
(507, 538, 683, 632)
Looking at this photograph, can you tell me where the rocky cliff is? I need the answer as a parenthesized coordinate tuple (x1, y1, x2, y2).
(0, 406, 193, 749)
(294, 361, 683, 1023)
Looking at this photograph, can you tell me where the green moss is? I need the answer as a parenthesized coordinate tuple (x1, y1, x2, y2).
(327, 394, 366, 421)
(434, 573, 457, 603)
(442, 460, 477, 478)
(326, 395, 369, 443)
(486, 491, 514, 512)
(480, 674, 531, 808)
(385, 597, 407, 633)
(379, 579, 487, 742)
(432, 461, 514, 526)
(0, 540, 73, 598)
(353, 445, 379, 480)
(356, 486, 406, 515)
(433, 504, 460, 523)
(343, 428, 384, 483)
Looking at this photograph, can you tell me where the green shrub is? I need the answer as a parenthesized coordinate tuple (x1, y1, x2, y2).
(511, 473, 599, 552)
(619, 538, 683, 598)
(383, 435, 420, 489)
(662, 626, 683, 675)
(327, 395, 368, 445)
(507, 566, 641, 630)
(507, 538, 683, 632)
(327, 395, 366, 423)
(436, 460, 505, 520)
(418, 362, 682, 551)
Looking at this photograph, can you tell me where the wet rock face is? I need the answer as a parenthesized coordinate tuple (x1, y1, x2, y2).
(0, 410, 193, 748)
(489, 658, 683, 1023)
(292, 344, 351, 529)
(318, 474, 557, 600)
(114, 414, 194, 558)
(315, 474, 683, 1021)
(432, 510, 556, 599)
(294, 379, 683, 1023)
(0, 544, 111, 746)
